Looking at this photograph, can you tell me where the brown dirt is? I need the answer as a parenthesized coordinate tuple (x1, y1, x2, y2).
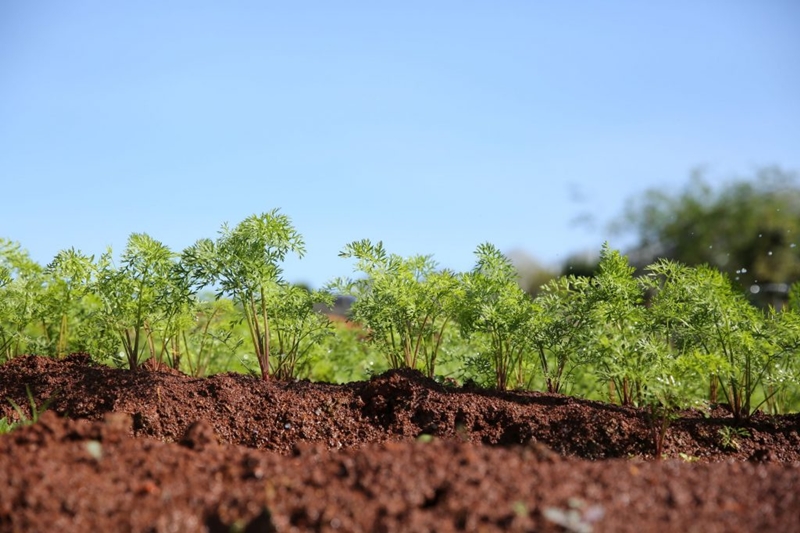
(0, 353, 799, 532)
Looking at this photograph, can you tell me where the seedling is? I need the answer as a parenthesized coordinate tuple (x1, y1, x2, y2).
(0, 417, 18, 435)
(718, 426, 750, 451)
(4, 385, 59, 433)
(585, 244, 648, 406)
(533, 274, 595, 394)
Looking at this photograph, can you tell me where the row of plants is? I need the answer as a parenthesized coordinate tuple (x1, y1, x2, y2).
(0, 212, 381, 381)
(2, 210, 800, 422)
(335, 239, 800, 419)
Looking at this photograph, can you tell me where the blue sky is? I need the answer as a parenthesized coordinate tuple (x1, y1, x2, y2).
(2, 1, 799, 287)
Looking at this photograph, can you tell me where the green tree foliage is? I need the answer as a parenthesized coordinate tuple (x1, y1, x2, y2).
(507, 250, 560, 297)
(616, 167, 800, 302)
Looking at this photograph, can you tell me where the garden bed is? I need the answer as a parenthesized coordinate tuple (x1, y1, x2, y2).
(1, 354, 799, 532)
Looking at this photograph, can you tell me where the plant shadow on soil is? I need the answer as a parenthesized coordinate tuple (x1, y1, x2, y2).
(0, 354, 799, 532)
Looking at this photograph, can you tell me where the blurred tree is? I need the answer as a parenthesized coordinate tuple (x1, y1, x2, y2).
(614, 167, 800, 305)
(506, 249, 559, 297)
(559, 251, 600, 278)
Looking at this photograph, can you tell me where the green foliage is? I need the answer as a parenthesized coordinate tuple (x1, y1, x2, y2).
(303, 320, 385, 383)
(2, 206, 800, 418)
(94, 234, 178, 371)
(759, 306, 800, 414)
(179, 295, 242, 377)
(788, 281, 800, 311)
(69, 292, 125, 366)
(643, 260, 781, 420)
(533, 274, 594, 393)
(635, 263, 713, 453)
(332, 239, 461, 378)
(458, 243, 537, 390)
(0, 417, 16, 434)
(0, 239, 44, 360)
(268, 284, 334, 380)
(718, 426, 750, 451)
(584, 244, 650, 406)
(39, 248, 96, 357)
(616, 167, 800, 304)
(181, 210, 310, 380)
(2, 385, 59, 434)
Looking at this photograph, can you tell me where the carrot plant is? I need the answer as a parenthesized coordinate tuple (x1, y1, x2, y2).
(533, 274, 595, 394)
(457, 243, 538, 390)
(643, 260, 726, 398)
(332, 239, 461, 378)
(180, 210, 307, 380)
(0, 239, 44, 360)
(268, 284, 334, 380)
(304, 318, 387, 383)
(587, 244, 651, 406)
(95, 234, 178, 372)
(141, 258, 200, 370)
(179, 296, 242, 377)
(639, 335, 703, 457)
(758, 305, 800, 414)
(643, 260, 774, 420)
(39, 248, 95, 357)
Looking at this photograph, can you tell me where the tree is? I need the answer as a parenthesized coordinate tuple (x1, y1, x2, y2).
(506, 249, 559, 297)
(614, 167, 800, 305)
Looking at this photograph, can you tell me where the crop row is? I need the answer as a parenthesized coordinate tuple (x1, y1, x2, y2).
(2, 210, 799, 423)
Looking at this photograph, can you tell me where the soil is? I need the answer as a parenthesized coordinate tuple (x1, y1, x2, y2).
(1, 353, 798, 532)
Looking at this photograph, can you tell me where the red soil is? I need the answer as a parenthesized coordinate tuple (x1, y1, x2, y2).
(1, 354, 798, 532)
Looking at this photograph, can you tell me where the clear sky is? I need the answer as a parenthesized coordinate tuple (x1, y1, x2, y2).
(2, 1, 799, 287)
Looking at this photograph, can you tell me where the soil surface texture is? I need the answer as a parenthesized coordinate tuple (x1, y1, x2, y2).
(1, 354, 799, 532)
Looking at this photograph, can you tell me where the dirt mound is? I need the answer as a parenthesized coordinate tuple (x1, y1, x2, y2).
(1, 354, 799, 531)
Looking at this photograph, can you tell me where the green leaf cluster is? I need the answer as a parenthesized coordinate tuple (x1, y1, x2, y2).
(179, 209, 327, 380)
(332, 239, 461, 379)
(458, 243, 538, 390)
